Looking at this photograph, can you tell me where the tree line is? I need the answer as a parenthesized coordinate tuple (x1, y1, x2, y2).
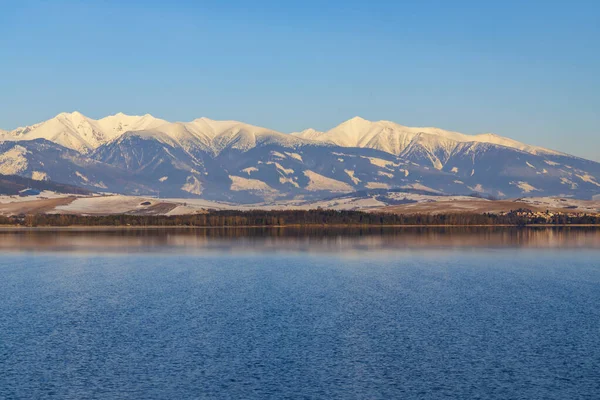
(0, 209, 597, 227)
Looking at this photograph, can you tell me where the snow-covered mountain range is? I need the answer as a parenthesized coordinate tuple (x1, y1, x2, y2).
(1, 112, 599, 202)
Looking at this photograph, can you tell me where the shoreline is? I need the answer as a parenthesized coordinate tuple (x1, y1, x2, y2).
(0, 224, 599, 231)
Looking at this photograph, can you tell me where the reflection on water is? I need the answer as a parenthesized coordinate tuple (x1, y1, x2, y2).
(0, 227, 598, 253)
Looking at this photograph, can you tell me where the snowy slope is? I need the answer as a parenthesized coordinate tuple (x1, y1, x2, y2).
(3, 112, 167, 153)
(1, 112, 598, 201)
(292, 116, 563, 158)
(4, 112, 563, 161)
(148, 117, 312, 156)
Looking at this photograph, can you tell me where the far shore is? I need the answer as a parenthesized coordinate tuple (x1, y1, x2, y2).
(0, 224, 599, 231)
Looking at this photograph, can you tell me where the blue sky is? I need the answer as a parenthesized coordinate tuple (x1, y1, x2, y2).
(1, 0, 599, 160)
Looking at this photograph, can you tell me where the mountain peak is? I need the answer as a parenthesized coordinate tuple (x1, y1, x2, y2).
(4, 112, 564, 159)
(346, 116, 371, 124)
(56, 111, 85, 119)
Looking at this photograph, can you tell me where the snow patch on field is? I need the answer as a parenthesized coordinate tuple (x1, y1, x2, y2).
(31, 171, 48, 181)
(451, 167, 459, 173)
(181, 176, 203, 195)
(385, 192, 484, 203)
(526, 162, 536, 169)
(361, 156, 398, 169)
(279, 176, 299, 188)
(93, 181, 108, 189)
(270, 151, 286, 159)
(544, 160, 560, 166)
(377, 171, 394, 178)
(159, 176, 168, 182)
(560, 177, 578, 189)
(344, 169, 360, 184)
(511, 181, 539, 193)
(366, 182, 390, 189)
(56, 195, 152, 214)
(0, 145, 29, 175)
(468, 184, 485, 193)
(230, 175, 275, 192)
(0, 190, 70, 204)
(304, 170, 353, 192)
(241, 167, 258, 175)
(267, 162, 294, 175)
(284, 152, 303, 162)
(75, 171, 89, 182)
(295, 196, 386, 210)
(400, 183, 443, 194)
(518, 197, 600, 213)
(576, 174, 600, 187)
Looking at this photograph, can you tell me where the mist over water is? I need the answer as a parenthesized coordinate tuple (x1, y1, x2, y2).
(1, 228, 599, 399)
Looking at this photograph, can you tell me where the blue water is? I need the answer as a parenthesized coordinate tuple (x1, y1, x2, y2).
(1, 234, 599, 399)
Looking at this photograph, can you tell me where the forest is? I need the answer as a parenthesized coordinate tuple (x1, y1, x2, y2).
(0, 209, 598, 227)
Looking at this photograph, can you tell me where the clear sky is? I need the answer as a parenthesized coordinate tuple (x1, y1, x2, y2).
(1, 0, 599, 160)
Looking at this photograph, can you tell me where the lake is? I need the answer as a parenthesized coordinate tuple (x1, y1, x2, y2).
(0, 228, 599, 399)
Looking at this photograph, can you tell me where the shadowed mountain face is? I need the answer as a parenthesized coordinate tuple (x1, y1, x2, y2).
(0, 173, 92, 196)
(0, 113, 599, 201)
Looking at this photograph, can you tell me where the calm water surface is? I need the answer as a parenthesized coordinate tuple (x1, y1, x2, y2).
(0, 228, 599, 399)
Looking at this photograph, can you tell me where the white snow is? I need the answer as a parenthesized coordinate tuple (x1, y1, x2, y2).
(5, 112, 167, 153)
(159, 176, 169, 182)
(279, 176, 299, 188)
(270, 151, 286, 159)
(293, 116, 562, 157)
(366, 182, 390, 189)
(451, 167, 459, 173)
(266, 162, 294, 175)
(526, 162, 536, 169)
(284, 152, 303, 162)
(31, 171, 48, 181)
(576, 174, 600, 187)
(2, 113, 571, 168)
(181, 176, 203, 195)
(303, 170, 354, 192)
(511, 181, 539, 193)
(344, 169, 361, 184)
(230, 175, 275, 192)
(3, 112, 311, 156)
(75, 171, 89, 182)
(0, 145, 29, 175)
(560, 177, 578, 189)
(55, 195, 156, 214)
(361, 156, 398, 169)
(377, 171, 394, 178)
(468, 184, 485, 193)
(517, 197, 600, 213)
(0, 191, 76, 210)
(399, 183, 443, 194)
(241, 167, 258, 175)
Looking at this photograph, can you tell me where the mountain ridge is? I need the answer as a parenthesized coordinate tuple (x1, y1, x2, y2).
(2, 112, 564, 159)
(1, 112, 598, 202)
